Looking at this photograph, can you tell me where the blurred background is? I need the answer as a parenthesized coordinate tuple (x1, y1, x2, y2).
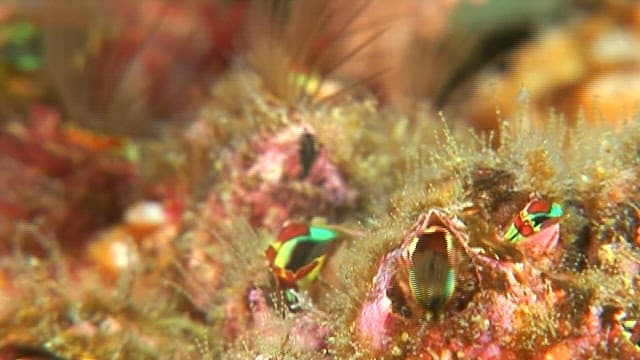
(0, 0, 639, 136)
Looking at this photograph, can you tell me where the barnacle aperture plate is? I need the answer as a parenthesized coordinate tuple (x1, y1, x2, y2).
(398, 209, 478, 315)
(504, 196, 563, 243)
(265, 222, 337, 295)
(298, 130, 318, 179)
(405, 226, 457, 311)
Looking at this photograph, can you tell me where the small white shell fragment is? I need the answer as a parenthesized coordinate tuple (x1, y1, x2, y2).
(125, 201, 167, 227)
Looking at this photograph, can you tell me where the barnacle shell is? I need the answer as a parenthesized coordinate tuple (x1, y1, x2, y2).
(207, 123, 356, 230)
(246, 288, 331, 353)
(357, 248, 406, 352)
(398, 209, 479, 315)
(516, 222, 561, 262)
(358, 209, 479, 352)
(402, 222, 456, 312)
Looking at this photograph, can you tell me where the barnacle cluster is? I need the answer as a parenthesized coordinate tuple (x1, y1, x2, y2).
(0, 1, 640, 359)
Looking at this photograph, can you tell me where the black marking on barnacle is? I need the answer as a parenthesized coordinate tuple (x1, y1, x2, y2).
(299, 131, 318, 179)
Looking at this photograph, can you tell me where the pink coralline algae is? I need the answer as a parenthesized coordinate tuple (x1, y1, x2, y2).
(358, 209, 481, 354)
(207, 123, 355, 230)
(515, 222, 561, 265)
(246, 288, 331, 353)
(357, 248, 405, 352)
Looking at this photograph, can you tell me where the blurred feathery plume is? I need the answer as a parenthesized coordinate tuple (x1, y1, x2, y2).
(39, 0, 240, 137)
(243, 0, 392, 106)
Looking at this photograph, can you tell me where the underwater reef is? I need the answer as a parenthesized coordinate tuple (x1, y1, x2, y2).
(0, 0, 640, 359)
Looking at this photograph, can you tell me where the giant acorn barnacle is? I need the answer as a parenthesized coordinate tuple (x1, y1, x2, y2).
(397, 208, 480, 317)
(358, 208, 480, 352)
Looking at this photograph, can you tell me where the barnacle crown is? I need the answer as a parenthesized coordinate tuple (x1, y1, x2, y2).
(621, 318, 640, 349)
(265, 222, 337, 290)
(504, 197, 563, 243)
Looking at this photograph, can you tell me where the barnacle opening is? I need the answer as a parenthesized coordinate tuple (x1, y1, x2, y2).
(407, 230, 456, 312)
